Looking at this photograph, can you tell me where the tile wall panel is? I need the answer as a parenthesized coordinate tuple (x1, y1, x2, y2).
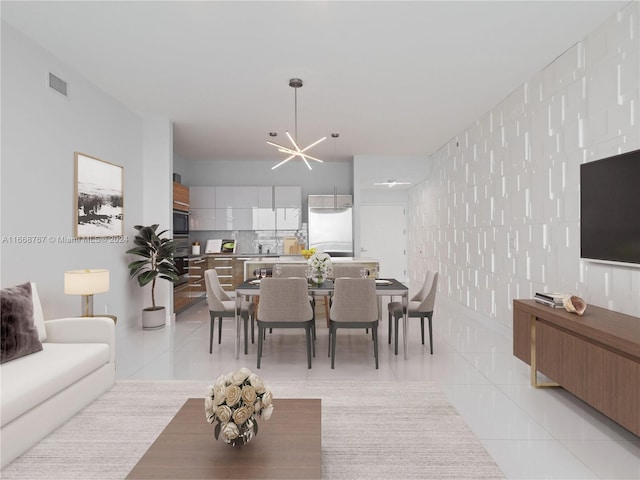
(408, 2, 640, 329)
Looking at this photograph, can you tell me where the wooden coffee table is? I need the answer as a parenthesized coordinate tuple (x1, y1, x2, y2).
(126, 398, 321, 479)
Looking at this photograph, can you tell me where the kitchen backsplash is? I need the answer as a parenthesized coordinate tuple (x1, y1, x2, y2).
(189, 224, 308, 255)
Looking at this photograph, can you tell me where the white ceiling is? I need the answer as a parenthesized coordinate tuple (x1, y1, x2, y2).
(1, 1, 628, 164)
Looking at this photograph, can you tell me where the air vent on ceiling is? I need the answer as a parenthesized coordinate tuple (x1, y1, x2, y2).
(48, 72, 68, 97)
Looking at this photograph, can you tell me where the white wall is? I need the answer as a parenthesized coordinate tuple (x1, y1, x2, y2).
(407, 2, 640, 328)
(0, 22, 146, 326)
(142, 117, 174, 319)
(353, 155, 428, 259)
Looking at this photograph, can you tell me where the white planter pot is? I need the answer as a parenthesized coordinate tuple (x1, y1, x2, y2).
(142, 307, 166, 330)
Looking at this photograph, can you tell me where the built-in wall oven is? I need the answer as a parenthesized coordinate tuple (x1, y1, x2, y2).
(173, 209, 189, 237)
(174, 238, 190, 286)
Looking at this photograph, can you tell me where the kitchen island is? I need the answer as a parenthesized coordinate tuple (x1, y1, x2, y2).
(244, 257, 380, 280)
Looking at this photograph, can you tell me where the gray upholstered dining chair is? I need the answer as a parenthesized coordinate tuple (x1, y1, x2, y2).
(387, 270, 438, 355)
(256, 277, 315, 369)
(271, 263, 316, 338)
(329, 278, 379, 369)
(272, 263, 308, 278)
(332, 264, 368, 278)
(204, 269, 254, 354)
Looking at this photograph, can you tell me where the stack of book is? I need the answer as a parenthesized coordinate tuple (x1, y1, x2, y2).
(534, 292, 566, 308)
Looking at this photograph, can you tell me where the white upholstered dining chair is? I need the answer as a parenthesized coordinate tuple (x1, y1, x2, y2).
(387, 271, 438, 355)
(204, 269, 254, 354)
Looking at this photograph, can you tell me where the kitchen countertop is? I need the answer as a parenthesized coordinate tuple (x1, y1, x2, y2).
(245, 257, 379, 263)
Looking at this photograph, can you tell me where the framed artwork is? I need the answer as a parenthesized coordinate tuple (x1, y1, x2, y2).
(74, 152, 124, 238)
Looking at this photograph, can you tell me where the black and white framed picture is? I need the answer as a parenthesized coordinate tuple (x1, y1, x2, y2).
(74, 152, 124, 238)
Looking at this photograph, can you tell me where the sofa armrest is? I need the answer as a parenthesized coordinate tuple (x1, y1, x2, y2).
(44, 317, 115, 363)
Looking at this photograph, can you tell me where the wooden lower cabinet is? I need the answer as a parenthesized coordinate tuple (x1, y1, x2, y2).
(173, 282, 191, 313)
(208, 256, 234, 291)
(173, 257, 207, 313)
(513, 299, 640, 436)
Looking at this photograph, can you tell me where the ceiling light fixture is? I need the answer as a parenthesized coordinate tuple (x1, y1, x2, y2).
(374, 180, 412, 188)
(268, 78, 326, 170)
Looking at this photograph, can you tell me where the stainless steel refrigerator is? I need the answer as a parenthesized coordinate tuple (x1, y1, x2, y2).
(308, 195, 353, 257)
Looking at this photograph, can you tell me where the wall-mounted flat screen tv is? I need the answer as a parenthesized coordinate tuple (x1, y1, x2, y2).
(580, 148, 640, 267)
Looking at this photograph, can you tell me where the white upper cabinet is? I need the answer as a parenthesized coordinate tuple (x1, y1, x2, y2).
(190, 208, 216, 230)
(188, 185, 301, 231)
(274, 186, 302, 229)
(216, 186, 258, 209)
(189, 186, 216, 209)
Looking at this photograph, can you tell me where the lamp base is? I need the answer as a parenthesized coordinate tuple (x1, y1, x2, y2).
(81, 294, 94, 317)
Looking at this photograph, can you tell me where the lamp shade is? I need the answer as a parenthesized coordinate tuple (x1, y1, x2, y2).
(64, 269, 110, 295)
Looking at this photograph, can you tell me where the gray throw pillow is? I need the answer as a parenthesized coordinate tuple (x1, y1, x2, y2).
(1, 282, 43, 364)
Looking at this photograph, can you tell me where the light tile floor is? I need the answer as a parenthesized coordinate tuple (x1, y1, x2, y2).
(116, 296, 640, 479)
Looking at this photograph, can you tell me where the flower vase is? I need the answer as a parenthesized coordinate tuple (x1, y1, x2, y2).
(311, 272, 325, 285)
(215, 416, 258, 447)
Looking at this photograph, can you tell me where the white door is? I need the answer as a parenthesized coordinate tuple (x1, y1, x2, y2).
(360, 204, 406, 281)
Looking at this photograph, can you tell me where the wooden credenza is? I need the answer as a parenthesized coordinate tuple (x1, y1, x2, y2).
(513, 299, 640, 436)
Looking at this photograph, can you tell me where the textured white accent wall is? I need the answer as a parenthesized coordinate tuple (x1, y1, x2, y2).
(408, 2, 640, 329)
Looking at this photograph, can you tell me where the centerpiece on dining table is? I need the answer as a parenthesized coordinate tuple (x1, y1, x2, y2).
(205, 367, 273, 447)
(307, 251, 332, 285)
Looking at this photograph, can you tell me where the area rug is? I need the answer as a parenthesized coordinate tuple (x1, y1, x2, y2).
(1, 380, 504, 479)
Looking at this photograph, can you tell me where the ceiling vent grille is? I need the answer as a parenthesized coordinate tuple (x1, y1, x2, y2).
(48, 72, 68, 97)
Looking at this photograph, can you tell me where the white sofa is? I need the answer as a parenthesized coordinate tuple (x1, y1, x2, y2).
(0, 283, 115, 468)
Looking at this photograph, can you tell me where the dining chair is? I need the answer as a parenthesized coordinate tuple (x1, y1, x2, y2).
(387, 271, 438, 355)
(272, 263, 308, 278)
(332, 264, 369, 278)
(204, 269, 254, 354)
(271, 263, 316, 338)
(329, 278, 379, 369)
(256, 277, 315, 369)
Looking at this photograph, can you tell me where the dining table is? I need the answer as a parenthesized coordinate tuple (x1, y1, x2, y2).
(234, 278, 409, 359)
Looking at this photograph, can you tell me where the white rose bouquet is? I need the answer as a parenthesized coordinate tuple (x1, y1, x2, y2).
(205, 367, 273, 446)
(308, 251, 332, 278)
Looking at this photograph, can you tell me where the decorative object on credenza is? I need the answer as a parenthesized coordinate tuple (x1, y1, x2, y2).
(205, 367, 273, 447)
(307, 250, 332, 285)
(74, 152, 123, 238)
(126, 224, 179, 330)
(64, 269, 110, 316)
(562, 295, 587, 316)
(534, 292, 565, 308)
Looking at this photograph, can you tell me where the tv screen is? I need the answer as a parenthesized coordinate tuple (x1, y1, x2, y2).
(580, 148, 640, 267)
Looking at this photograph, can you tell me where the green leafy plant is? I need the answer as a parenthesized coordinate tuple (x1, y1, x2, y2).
(126, 224, 179, 309)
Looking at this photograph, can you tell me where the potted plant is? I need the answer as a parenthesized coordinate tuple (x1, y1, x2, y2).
(126, 224, 179, 330)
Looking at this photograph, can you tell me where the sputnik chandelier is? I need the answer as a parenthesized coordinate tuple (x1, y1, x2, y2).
(268, 78, 326, 170)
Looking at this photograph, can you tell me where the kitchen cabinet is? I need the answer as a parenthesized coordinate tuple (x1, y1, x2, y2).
(188, 257, 207, 295)
(189, 185, 301, 231)
(174, 256, 206, 313)
(190, 208, 216, 231)
(173, 182, 190, 212)
(215, 208, 253, 230)
(254, 186, 302, 230)
(190, 186, 216, 208)
(215, 186, 257, 209)
(275, 186, 301, 230)
(207, 256, 249, 292)
(208, 256, 235, 291)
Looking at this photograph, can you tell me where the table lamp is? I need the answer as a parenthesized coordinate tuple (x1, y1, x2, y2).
(64, 269, 110, 317)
